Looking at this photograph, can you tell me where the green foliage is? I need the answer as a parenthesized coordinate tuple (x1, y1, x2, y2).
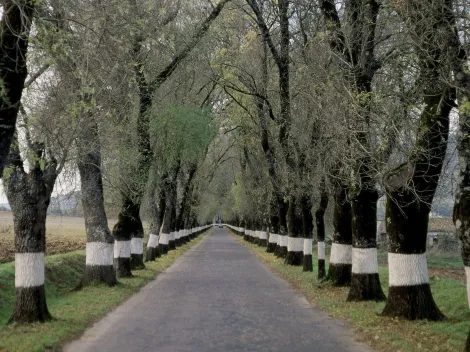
(1, 167, 14, 181)
(459, 100, 470, 117)
(150, 104, 217, 172)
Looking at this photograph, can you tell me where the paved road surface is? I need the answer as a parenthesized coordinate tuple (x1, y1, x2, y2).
(65, 228, 372, 352)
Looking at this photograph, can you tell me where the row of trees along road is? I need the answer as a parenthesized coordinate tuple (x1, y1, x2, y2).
(1, 0, 470, 348)
(0, 0, 226, 323)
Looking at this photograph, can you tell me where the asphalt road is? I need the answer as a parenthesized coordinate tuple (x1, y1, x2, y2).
(65, 228, 373, 352)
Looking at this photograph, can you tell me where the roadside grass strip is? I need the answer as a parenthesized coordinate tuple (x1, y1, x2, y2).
(230, 231, 469, 352)
(0, 231, 210, 352)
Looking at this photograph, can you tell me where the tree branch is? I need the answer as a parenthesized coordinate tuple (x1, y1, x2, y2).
(245, 0, 282, 69)
(148, 0, 231, 95)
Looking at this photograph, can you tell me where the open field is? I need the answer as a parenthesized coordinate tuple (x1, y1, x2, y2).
(0, 212, 127, 263)
(0, 212, 88, 263)
(231, 232, 469, 352)
(0, 230, 209, 352)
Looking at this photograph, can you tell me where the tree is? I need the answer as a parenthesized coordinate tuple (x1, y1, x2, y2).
(78, 100, 116, 286)
(52, 1, 120, 287)
(4, 138, 58, 323)
(3, 68, 72, 321)
(0, 1, 35, 176)
(245, 0, 294, 260)
(320, 0, 385, 300)
(381, 0, 456, 320)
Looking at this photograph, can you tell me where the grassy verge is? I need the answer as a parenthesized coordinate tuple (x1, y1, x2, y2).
(0, 231, 209, 352)
(230, 233, 469, 352)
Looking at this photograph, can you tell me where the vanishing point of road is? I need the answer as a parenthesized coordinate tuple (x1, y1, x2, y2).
(65, 228, 372, 352)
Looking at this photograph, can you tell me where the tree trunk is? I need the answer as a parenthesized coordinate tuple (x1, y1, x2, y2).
(130, 216, 145, 270)
(456, 111, 470, 348)
(176, 166, 196, 246)
(181, 189, 192, 244)
(5, 143, 56, 323)
(328, 185, 352, 286)
(244, 220, 250, 242)
(258, 221, 268, 247)
(174, 226, 181, 247)
(380, 0, 455, 322)
(0, 0, 35, 176)
(159, 213, 171, 255)
(450, 3, 470, 345)
(254, 222, 259, 244)
(145, 184, 164, 262)
(381, 83, 452, 321)
(77, 117, 116, 286)
(285, 198, 303, 266)
(159, 192, 174, 254)
(174, 203, 182, 247)
(301, 195, 314, 272)
(112, 199, 143, 277)
(381, 193, 444, 320)
(253, 223, 259, 245)
(267, 205, 279, 253)
(348, 187, 385, 301)
(254, 222, 259, 245)
(315, 180, 328, 279)
(169, 202, 177, 250)
(276, 201, 288, 258)
(255, 220, 261, 245)
(184, 208, 195, 241)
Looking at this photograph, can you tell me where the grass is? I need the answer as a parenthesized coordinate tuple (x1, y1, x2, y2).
(231, 233, 469, 352)
(426, 252, 464, 268)
(0, 230, 209, 352)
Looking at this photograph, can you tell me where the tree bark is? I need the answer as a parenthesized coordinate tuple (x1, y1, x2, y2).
(348, 187, 385, 301)
(301, 195, 314, 272)
(381, 191, 445, 320)
(243, 219, 250, 242)
(77, 115, 116, 286)
(0, 0, 35, 177)
(183, 185, 197, 241)
(327, 184, 352, 286)
(276, 203, 289, 258)
(112, 198, 143, 277)
(315, 180, 329, 279)
(5, 141, 57, 323)
(449, 0, 470, 345)
(176, 165, 197, 245)
(159, 205, 171, 255)
(267, 202, 279, 253)
(169, 195, 177, 250)
(145, 181, 164, 262)
(258, 220, 268, 247)
(285, 197, 303, 266)
(159, 172, 178, 254)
